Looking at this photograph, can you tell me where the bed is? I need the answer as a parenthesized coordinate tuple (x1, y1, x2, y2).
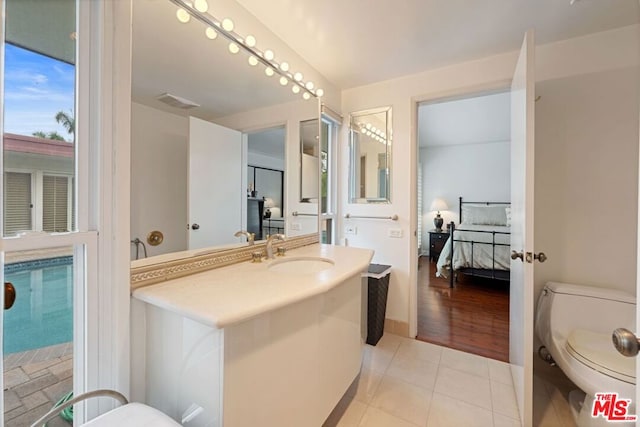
(436, 197, 511, 288)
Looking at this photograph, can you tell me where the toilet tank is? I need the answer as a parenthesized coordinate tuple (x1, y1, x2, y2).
(535, 282, 635, 348)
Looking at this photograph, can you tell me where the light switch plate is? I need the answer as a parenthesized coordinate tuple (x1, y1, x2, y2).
(290, 222, 302, 231)
(345, 225, 357, 235)
(388, 228, 403, 238)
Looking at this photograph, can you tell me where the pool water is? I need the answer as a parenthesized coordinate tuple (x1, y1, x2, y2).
(4, 257, 73, 354)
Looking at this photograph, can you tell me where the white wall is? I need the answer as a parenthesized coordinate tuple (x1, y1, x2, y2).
(131, 102, 188, 258)
(248, 152, 284, 171)
(534, 67, 639, 299)
(419, 141, 510, 252)
(339, 25, 640, 333)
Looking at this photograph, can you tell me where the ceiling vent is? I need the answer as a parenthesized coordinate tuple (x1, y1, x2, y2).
(156, 93, 200, 109)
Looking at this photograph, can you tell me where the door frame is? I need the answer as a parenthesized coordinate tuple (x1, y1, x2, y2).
(409, 78, 512, 341)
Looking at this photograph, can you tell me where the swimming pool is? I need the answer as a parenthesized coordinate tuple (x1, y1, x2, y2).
(4, 256, 73, 354)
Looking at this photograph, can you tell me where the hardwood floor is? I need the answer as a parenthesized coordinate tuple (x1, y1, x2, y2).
(417, 256, 510, 362)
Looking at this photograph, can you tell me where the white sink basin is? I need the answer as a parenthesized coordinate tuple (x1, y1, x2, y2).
(268, 257, 335, 274)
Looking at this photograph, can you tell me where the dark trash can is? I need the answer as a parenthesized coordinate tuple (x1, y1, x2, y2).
(364, 264, 392, 346)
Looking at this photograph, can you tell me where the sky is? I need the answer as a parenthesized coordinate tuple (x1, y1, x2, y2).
(3, 43, 75, 141)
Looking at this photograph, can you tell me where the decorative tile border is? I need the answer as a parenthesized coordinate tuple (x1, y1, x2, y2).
(131, 233, 319, 290)
(5, 256, 73, 274)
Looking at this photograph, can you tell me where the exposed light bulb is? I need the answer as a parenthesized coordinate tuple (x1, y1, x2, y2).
(305, 81, 314, 90)
(316, 88, 324, 97)
(205, 27, 218, 40)
(265, 67, 275, 77)
(292, 85, 301, 94)
(365, 123, 372, 130)
(228, 42, 240, 54)
(280, 62, 290, 72)
(245, 35, 256, 47)
(176, 8, 191, 23)
(264, 50, 275, 61)
(194, 0, 209, 13)
(294, 72, 303, 82)
(222, 18, 234, 32)
(279, 76, 289, 86)
(248, 56, 259, 66)
(302, 92, 311, 100)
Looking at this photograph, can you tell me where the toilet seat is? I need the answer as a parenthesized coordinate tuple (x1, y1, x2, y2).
(566, 329, 635, 385)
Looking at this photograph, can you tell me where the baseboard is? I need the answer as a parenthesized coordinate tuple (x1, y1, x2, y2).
(384, 318, 410, 337)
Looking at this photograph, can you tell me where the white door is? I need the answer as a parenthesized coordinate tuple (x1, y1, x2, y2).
(509, 29, 536, 426)
(188, 117, 243, 250)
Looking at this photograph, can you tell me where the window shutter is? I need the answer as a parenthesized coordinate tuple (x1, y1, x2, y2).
(43, 175, 69, 232)
(4, 172, 33, 236)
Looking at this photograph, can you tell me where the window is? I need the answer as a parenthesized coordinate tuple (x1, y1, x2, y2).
(320, 106, 341, 244)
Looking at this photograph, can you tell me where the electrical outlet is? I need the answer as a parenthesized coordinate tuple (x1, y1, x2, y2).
(290, 222, 302, 231)
(388, 228, 403, 238)
(345, 225, 357, 235)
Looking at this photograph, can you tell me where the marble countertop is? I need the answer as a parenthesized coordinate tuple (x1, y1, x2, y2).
(132, 244, 374, 328)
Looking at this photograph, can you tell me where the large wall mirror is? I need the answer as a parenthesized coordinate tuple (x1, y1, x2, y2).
(130, 0, 320, 264)
(348, 107, 392, 203)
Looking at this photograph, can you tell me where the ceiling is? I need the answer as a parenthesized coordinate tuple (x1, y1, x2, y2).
(132, 0, 639, 120)
(418, 92, 510, 148)
(236, 0, 639, 88)
(248, 126, 285, 158)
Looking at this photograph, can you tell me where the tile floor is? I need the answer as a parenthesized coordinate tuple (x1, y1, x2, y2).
(324, 333, 577, 427)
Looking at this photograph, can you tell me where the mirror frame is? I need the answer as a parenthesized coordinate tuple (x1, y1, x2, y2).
(348, 106, 392, 204)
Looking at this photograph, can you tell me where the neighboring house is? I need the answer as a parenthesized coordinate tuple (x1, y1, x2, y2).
(3, 133, 74, 235)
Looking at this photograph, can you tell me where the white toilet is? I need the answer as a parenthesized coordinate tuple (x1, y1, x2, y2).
(535, 282, 636, 426)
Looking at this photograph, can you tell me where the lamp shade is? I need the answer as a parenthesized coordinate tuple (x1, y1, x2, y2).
(264, 198, 275, 208)
(430, 198, 448, 212)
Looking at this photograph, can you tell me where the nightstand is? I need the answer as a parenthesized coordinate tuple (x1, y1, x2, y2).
(428, 229, 449, 262)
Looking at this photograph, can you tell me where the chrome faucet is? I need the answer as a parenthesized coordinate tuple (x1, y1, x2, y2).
(234, 230, 255, 245)
(265, 233, 286, 259)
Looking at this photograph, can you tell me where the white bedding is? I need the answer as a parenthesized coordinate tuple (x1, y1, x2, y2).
(436, 223, 511, 278)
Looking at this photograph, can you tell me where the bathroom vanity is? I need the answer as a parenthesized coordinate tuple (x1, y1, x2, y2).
(131, 244, 373, 427)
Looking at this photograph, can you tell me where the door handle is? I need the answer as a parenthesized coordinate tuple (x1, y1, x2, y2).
(4, 282, 16, 310)
(511, 250, 524, 261)
(191, 223, 200, 230)
(612, 328, 640, 357)
(534, 252, 547, 263)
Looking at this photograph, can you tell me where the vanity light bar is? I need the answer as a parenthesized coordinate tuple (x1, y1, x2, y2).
(168, 0, 322, 100)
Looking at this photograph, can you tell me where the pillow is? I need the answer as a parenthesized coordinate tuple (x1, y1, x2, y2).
(505, 207, 511, 227)
(461, 205, 508, 226)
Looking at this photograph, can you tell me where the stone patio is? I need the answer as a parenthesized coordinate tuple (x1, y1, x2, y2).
(4, 342, 73, 427)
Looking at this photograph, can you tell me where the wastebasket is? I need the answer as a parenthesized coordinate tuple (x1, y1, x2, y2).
(363, 264, 392, 346)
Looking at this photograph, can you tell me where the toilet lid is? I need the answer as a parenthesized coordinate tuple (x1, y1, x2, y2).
(566, 329, 635, 385)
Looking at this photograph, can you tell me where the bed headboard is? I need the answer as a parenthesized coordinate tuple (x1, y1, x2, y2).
(459, 196, 511, 224)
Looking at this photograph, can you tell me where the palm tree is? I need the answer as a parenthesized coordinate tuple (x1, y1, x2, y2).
(32, 130, 66, 141)
(55, 110, 75, 137)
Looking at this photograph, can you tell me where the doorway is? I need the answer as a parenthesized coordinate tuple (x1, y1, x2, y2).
(416, 90, 511, 361)
(246, 126, 286, 240)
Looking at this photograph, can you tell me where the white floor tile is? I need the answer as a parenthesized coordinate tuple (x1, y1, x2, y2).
(488, 359, 513, 385)
(426, 392, 494, 427)
(323, 397, 368, 427)
(362, 344, 395, 374)
(491, 381, 520, 420)
(359, 406, 420, 427)
(386, 352, 439, 391)
(395, 339, 442, 364)
(346, 368, 384, 404)
(440, 347, 490, 378)
(493, 413, 521, 427)
(370, 376, 432, 426)
(434, 366, 492, 410)
(533, 389, 563, 427)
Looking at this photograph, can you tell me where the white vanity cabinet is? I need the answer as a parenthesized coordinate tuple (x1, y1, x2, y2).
(131, 244, 372, 427)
